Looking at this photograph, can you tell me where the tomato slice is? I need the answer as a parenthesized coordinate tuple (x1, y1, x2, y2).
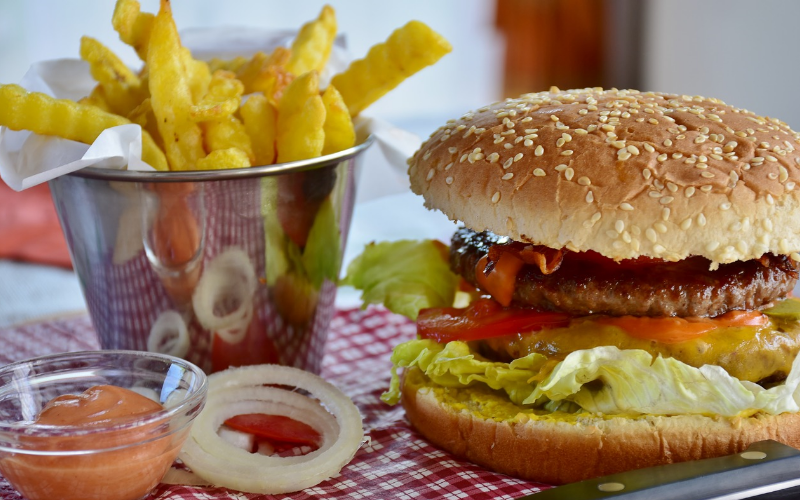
(417, 298, 570, 343)
(224, 414, 321, 447)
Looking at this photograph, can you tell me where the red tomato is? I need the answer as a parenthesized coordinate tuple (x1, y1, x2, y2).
(224, 414, 321, 448)
(417, 298, 570, 343)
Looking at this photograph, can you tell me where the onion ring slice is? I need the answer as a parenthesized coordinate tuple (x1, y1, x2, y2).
(179, 365, 363, 494)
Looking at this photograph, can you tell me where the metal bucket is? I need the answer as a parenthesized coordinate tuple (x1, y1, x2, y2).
(48, 136, 373, 374)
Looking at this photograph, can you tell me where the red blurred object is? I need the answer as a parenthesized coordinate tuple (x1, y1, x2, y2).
(0, 183, 72, 269)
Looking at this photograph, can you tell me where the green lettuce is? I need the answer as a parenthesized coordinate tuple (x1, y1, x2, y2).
(342, 240, 459, 320)
(385, 340, 800, 417)
(381, 340, 548, 405)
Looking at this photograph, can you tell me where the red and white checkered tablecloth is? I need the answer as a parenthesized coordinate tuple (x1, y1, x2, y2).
(0, 307, 551, 500)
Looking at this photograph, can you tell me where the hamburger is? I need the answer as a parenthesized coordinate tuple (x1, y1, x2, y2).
(344, 87, 800, 484)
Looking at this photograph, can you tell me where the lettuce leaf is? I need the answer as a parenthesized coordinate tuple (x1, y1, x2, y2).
(381, 339, 548, 405)
(385, 340, 800, 417)
(342, 240, 459, 320)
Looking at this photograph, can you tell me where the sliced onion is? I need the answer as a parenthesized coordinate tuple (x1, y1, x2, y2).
(192, 248, 257, 343)
(179, 365, 363, 494)
(147, 310, 190, 358)
(219, 426, 255, 452)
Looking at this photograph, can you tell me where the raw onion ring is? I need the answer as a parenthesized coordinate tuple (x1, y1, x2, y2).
(192, 248, 257, 343)
(147, 310, 190, 358)
(179, 365, 363, 494)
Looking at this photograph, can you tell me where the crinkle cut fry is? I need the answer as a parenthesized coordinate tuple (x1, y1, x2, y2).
(0, 84, 167, 171)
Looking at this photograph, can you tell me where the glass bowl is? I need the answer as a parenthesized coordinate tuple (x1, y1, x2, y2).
(0, 350, 207, 500)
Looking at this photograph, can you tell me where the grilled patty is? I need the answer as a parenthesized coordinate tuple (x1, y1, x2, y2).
(451, 228, 799, 318)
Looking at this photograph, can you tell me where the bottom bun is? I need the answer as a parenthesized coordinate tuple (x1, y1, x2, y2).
(401, 367, 800, 484)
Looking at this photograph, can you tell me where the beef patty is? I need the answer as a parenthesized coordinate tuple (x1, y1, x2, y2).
(451, 228, 799, 318)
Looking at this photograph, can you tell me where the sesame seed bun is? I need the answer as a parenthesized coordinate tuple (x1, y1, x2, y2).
(408, 88, 800, 265)
(402, 367, 800, 485)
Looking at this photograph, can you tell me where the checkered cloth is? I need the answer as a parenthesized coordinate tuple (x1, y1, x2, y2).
(0, 307, 551, 499)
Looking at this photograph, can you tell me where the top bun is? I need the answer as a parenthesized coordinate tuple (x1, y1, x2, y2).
(408, 88, 800, 265)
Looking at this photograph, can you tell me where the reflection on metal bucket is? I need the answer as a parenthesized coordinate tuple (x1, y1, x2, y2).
(48, 137, 372, 374)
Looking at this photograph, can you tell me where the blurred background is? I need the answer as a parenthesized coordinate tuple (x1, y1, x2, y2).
(1, 0, 799, 325)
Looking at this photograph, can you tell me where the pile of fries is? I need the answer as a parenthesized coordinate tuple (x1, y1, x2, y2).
(0, 0, 451, 172)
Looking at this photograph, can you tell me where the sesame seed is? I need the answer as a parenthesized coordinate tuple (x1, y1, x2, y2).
(556, 138, 566, 147)
(706, 241, 720, 252)
(591, 212, 602, 223)
(643, 169, 652, 180)
(504, 143, 513, 150)
(646, 228, 658, 243)
(730, 171, 739, 185)
(502, 172, 514, 180)
(768, 172, 779, 180)
(792, 253, 800, 262)
(667, 182, 678, 192)
(611, 140, 626, 149)
(779, 165, 789, 182)
(426, 169, 434, 181)
(655, 222, 668, 233)
(701, 172, 715, 178)
(660, 196, 674, 205)
(644, 143, 655, 153)
(550, 115, 559, 122)
(445, 176, 454, 185)
(555, 164, 568, 172)
(565, 168, 575, 181)
(491, 191, 501, 203)
(618, 152, 632, 161)
(628, 145, 640, 155)
(562, 133, 573, 142)
(445, 162, 454, 170)
(561, 150, 574, 156)
(535, 145, 544, 156)
(654, 244, 666, 254)
(657, 154, 668, 162)
(697, 213, 707, 226)
(620, 203, 634, 211)
(615, 220, 625, 233)
(685, 186, 695, 197)
(649, 191, 662, 198)
(586, 191, 594, 203)
(695, 163, 708, 169)
(533, 168, 546, 177)
(680, 218, 692, 230)
(523, 139, 533, 147)
(700, 185, 713, 192)
(578, 176, 591, 186)
(764, 219, 773, 231)
(766, 193, 775, 205)
(662, 207, 671, 221)
(575, 128, 588, 135)
(521, 117, 533, 123)
(448, 147, 458, 154)
(515, 137, 524, 144)
(720, 202, 731, 210)
(672, 153, 683, 159)
(488, 153, 500, 163)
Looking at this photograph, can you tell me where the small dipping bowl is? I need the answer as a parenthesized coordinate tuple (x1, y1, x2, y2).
(0, 350, 207, 500)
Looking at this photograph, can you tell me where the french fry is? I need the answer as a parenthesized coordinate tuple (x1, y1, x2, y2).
(321, 85, 355, 155)
(112, 0, 154, 61)
(190, 70, 243, 122)
(202, 116, 254, 163)
(80, 36, 144, 116)
(276, 71, 326, 163)
(127, 97, 164, 150)
(182, 48, 212, 104)
(208, 56, 249, 74)
(0, 84, 167, 171)
(286, 5, 337, 76)
(235, 48, 294, 105)
(147, 0, 205, 170)
(331, 20, 452, 116)
(78, 85, 111, 113)
(196, 147, 251, 170)
(240, 93, 277, 166)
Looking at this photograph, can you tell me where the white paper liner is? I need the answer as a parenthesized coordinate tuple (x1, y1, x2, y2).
(0, 27, 421, 192)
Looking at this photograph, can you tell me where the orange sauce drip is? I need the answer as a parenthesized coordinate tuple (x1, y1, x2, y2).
(597, 311, 769, 344)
